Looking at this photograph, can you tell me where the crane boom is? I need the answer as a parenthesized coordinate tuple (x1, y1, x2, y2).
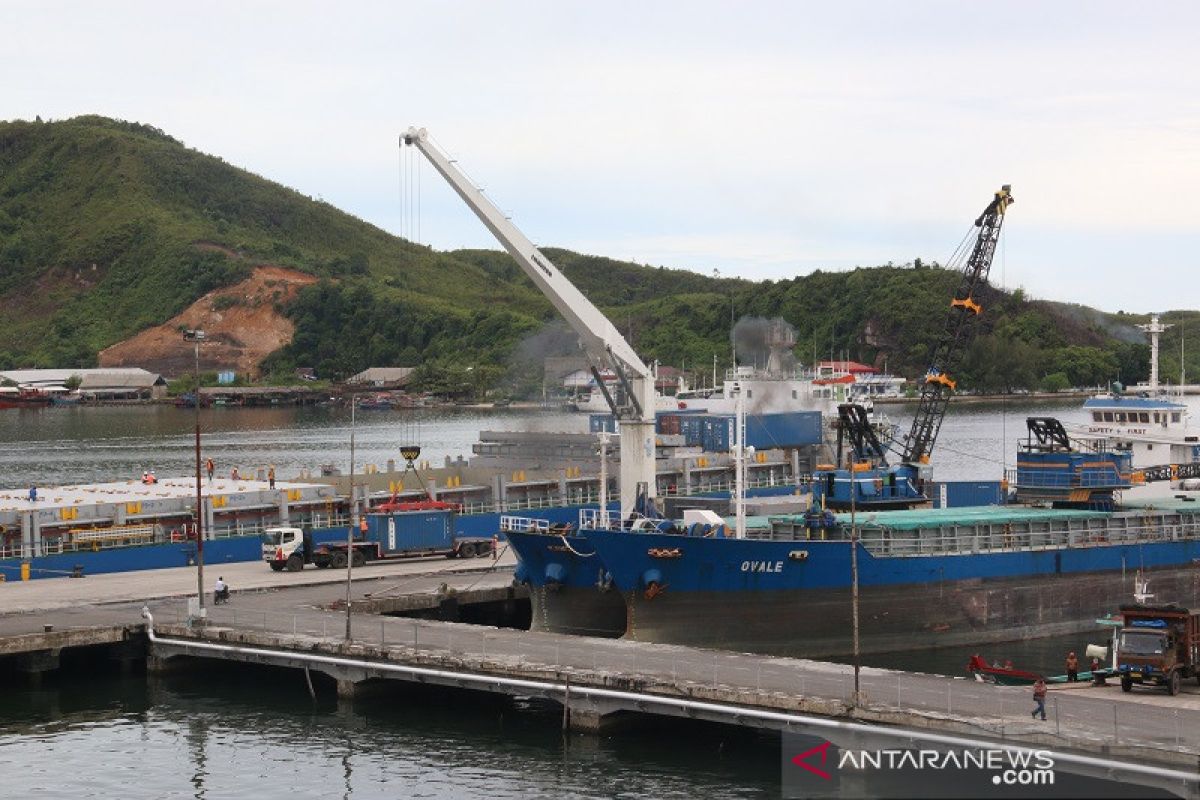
(401, 127, 657, 519)
(901, 185, 1013, 465)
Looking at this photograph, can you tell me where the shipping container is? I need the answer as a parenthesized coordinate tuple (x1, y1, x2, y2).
(931, 481, 1006, 509)
(365, 510, 455, 554)
(696, 411, 823, 452)
(746, 411, 823, 449)
(680, 415, 707, 446)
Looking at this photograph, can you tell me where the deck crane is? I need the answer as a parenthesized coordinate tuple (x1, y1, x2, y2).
(400, 128, 657, 520)
(815, 185, 1014, 511)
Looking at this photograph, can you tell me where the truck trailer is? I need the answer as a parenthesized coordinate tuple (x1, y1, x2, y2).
(1115, 604, 1200, 695)
(262, 507, 494, 572)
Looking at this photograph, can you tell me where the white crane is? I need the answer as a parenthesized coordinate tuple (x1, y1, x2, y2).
(400, 127, 657, 520)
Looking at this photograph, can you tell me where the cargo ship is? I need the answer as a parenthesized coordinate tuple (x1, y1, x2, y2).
(503, 486, 810, 637)
(557, 422, 1200, 657)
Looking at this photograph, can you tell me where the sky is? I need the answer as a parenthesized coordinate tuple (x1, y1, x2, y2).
(3, 1, 1198, 313)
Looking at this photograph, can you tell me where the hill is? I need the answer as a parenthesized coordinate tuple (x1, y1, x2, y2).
(0, 115, 1185, 394)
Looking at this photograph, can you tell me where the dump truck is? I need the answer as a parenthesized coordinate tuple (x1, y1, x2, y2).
(1115, 604, 1200, 695)
(261, 506, 493, 572)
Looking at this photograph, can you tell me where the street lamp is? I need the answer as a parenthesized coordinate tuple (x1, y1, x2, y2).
(184, 329, 206, 616)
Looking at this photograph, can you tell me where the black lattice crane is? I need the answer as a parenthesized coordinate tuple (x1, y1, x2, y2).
(900, 185, 1013, 465)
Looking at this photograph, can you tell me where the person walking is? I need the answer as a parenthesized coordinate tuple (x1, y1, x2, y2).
(1031, 678, 1048, 721)
(1066, 651, 1079, 682)
(268, 466, 276, 490)
(27, 485, 37, 503)
(205, 458, 215, 483)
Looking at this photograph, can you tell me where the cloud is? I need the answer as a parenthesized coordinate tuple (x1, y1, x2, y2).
(2, 0, 1198, 313)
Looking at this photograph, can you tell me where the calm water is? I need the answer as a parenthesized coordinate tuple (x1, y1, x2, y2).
(0, 404, 587, 491)
(0, 661, 780, 799)
(6, 394, 1189, 491)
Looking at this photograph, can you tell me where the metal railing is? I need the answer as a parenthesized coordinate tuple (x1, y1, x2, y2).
(153, 605, 1200, 757)
(499, 516, 550, 533)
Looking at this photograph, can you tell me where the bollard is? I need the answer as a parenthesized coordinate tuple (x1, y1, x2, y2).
(20, 562, 30, 581)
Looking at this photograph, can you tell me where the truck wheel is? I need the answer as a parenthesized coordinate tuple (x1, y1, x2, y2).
(351, 550, 366, 568)
(269, 562, 285, 572)
(1121, 676, 1133, 693)
(476, 543, 492, 558)
(459, 542, 477, 559)
(286, 554, 304, 572)
(314, 557, 330, 569)
(331, 551, 348, 569)
(1169, 670, 1181, 696)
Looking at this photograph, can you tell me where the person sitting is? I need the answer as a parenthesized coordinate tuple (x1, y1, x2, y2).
(214, 576, 230, 603)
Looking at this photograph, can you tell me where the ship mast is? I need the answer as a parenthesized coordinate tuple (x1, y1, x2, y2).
(1136, 313, 1171, 394)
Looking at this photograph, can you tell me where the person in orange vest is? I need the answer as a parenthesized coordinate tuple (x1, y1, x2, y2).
(205, 458, 215, 483)
(268, 466, 276, 490)
(359, 516, 368, 537)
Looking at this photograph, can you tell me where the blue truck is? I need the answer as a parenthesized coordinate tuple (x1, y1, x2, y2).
(261, 507, 494, 571)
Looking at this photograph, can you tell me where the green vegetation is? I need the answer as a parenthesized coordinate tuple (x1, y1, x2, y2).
(0, 115, 1187, 396)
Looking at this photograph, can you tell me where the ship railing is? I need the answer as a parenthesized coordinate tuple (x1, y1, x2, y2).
(498, 516, 551, 533)
(857, 516, 1200, 558)
(0, 543, 30, 560)
(579, 508, 621, 530)
(451, 472, 797, 517)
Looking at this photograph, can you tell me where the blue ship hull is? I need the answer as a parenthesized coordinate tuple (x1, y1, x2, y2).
(502, 486, 804, 635)
(581, 527, 1200, 657)
(507, 529, 625, 637)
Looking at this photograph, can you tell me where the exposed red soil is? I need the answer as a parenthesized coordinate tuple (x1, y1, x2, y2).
(99, 265, 318, 378)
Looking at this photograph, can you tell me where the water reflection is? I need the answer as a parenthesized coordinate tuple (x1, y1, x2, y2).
(0, 661, 778, 799)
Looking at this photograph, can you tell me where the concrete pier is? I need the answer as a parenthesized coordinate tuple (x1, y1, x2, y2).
(2, 553, 1199, 796)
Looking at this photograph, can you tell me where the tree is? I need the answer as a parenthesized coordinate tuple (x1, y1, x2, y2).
(1041, 372, 1070, 393)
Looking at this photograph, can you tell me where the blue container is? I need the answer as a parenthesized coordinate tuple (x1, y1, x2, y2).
(745, 412, 822, 448)
(680, 415, 707, 446)
(701, 415, 734, 452)
(695, 411, 824, 452)
(365, 510, 455, 554)
(932, 481, 1006, 508)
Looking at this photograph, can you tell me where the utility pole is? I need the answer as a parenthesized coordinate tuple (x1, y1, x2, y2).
(345, 400, 356, 641)
(851, 464, 861, 706)
(184, 330, 206, 618)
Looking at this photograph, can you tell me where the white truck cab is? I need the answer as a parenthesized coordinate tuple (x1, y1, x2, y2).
(262, 526, 305, 571)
